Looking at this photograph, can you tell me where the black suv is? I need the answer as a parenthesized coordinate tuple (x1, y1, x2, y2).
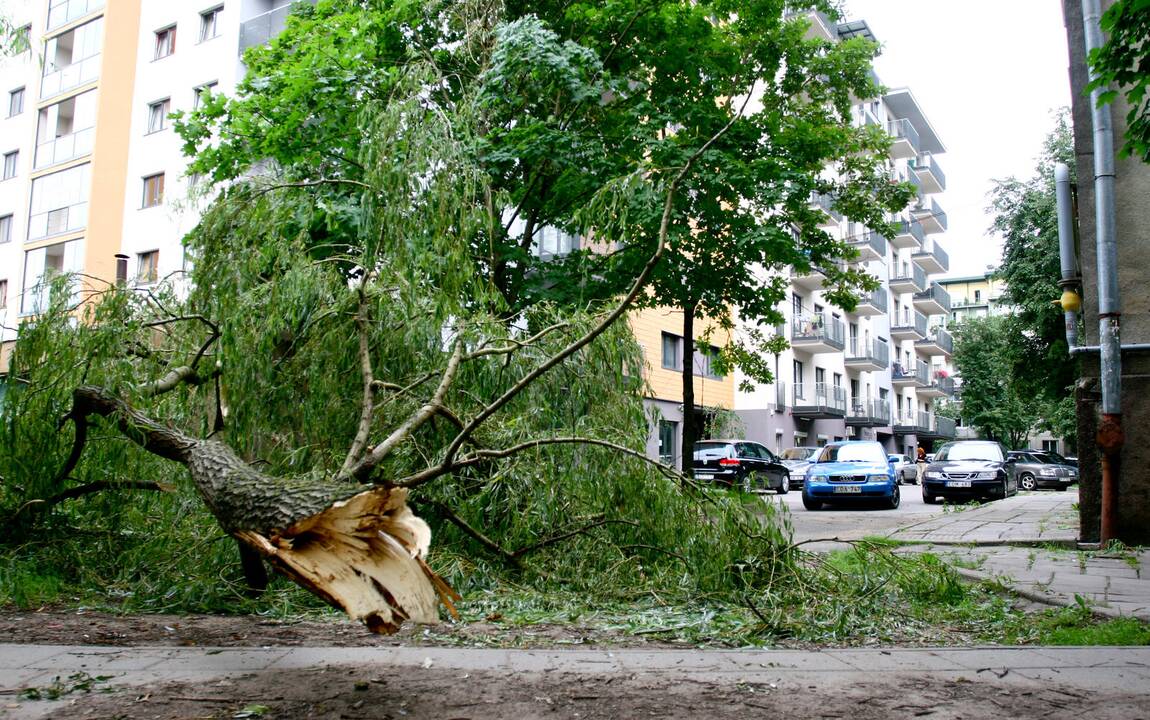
(692, 440, 791, 493)
(921, 440, 1018, 503)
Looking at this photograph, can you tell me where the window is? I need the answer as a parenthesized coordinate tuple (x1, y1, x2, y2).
(658, 420, 677, 465)
(0, 279, 7, 310)
(0, 214, 11, 243)
(1041, 439, 1058, 453)
(136, 250, 159, 284)
(187, 172, 202, 190)
(21, 238, 82, 314)
(661, 332, 681, 370)
(142, 173, 165, 207)
(793, 359, 804, 397)
(8, 87, 24, 117)
(146, 98, 170, 133)
(193, 81, 217, 110)
(2, 150, 17, 179)
(28, 163, 90, 239)
(154, 25, 176, 59)
(13, 24, 31, 54)
(199, 6, 223, 42)
(42, 18, 103, 99)
(693, 345, 725, 380)
(974, 289, 982, 303)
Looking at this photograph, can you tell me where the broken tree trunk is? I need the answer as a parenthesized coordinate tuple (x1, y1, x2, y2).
(70, 385, 458, 634)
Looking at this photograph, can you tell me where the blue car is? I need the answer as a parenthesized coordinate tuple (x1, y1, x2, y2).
(801, 441, 900, 510)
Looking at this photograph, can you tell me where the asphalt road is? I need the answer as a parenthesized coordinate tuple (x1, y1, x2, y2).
(761, 479, 948, 546)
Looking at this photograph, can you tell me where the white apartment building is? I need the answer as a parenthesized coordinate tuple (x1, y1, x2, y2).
(0, 0, 306, 373)
(733, 15, 957, 459)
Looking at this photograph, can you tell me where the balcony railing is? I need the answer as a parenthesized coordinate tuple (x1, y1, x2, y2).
(35, 127, 95, 170)
(848, 231, 887, 262)
(28, 202, 88, 241)
(913, 240, 950, 273)
(810, 191, 841, 226)
(914, 281, 953, 315)
(914, 196, 948, 233)
(239, 0, 318, 53)
(793, 382, 847, 416)
(41, 54, 100, 99)
(912, 152, 946, 192)
(934, 415, 957, 438)
(846, 337, 890, 367)
(916, 326, 954, 355)
(887, 118, 921, 157)
(889, 261, 927, 292)
(791, 312, 846, 350)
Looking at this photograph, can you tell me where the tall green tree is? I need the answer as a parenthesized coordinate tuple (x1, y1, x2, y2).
(1087, 0, 1150, 162)
(987, 110, 1078, 446)
(176, 0, 912, 470)
(950, 316, 1039, 449)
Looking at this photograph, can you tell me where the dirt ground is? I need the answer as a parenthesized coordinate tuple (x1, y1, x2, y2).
(3, 611, 1149, 720)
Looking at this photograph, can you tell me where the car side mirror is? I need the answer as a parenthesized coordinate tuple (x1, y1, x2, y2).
(1004, 457, 1017, 464)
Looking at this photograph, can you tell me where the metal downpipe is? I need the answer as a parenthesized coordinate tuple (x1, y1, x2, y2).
(1054, 163, 1079, 350)
(1082, 0, 1122, 544)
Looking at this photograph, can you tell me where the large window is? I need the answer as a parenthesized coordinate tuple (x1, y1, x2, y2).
(693, 345, 725, 380)
(0, 214, 11, 243)
(28, 163, 90, 240)
(199, 6, 223, 42)
(2, 151, 17, 180)
(193, 81, 218, 110)
(154, 25, 176, 59)
(35, 90, 97, 169)
(658, 420, 677, 466)
(136, 250, 159, 284)
(142, 173, 165, 207)
(8, 87, 24, 117)
(0, 278, 7, 310)
(21, 238, 83, 314)
(47, 0, 104, 31)
(41, 18, 103, 99)
(146, 98, 170, 134)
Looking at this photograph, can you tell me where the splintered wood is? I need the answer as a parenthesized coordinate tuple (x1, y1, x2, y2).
(236, 487, 459, 634)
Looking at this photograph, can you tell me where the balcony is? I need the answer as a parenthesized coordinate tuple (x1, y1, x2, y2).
(912, 240, 949, 274)
(47, 0, 104, 31)
(792, 383, 847, 419)
(35, 127, 95, 170)
(890, 217, 925, 250)
(913, 281, 952, 316)
(919, 372, 956, 399)
(791, 313, 845, 353)
(890, 309, 927, 341)
(892, 410, 929, 435)
(852, 286, 888, 317)
(913, 360, 932, 389)
(912, 153, 946, 193)
(848, 231, 887, 263)
(915, 326, 953, 356)
(846, 398, 891, 427)
(792, 259, 843, 291)
(239, 0, 318, 53)
(919, 414, 957, 439)
(810, 191, 841, 229)
(912, 197, 948, 234)
(845, 338, 890, 371)
(889, 262, 927, 294)
(785, 7, 838, 41)
(887, 118, 921, 160)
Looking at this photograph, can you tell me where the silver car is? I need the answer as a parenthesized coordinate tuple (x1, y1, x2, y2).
(1006, 451, 1077, 491)
(888, 454, 917, 484)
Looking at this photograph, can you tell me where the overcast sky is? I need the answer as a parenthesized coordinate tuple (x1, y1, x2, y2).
(842, 0, 1073, 278)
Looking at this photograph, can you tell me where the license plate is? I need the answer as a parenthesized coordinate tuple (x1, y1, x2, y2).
(833, 485, 862, 494)
(946, 480, 972, 488)
(696, 474, 713, 480)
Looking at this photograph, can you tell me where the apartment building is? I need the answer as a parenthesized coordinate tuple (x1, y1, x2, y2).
(730, 15, 957, 460)
(0, 0, 301, 374)
(939, 272, 1010, 324)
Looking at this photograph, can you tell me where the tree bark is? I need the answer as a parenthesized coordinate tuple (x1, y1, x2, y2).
(69, 385, 457, 634)
(681, 300, 696, 477)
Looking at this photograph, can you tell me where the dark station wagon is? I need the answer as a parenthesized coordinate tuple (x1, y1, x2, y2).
(692, 440, 791, 494)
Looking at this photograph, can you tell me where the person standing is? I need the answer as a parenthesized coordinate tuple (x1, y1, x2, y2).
(916, 446, 927, 485)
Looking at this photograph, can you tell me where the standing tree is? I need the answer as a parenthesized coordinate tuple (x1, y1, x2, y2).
(987, 111, 1078, 447)
(950, 316, 1039, 448)
(175, 0, 913, 471)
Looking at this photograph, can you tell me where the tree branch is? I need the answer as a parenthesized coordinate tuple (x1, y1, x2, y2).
(428, 500, 525, 570)
(510, 517, 638, 558)
(341, 286, 377, 475)
(12, 480, 171, 522)
(136, 365, 221, 398)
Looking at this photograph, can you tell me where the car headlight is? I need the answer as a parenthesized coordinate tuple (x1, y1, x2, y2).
(1039, 468, 1056, 476)
(1068, 470, 1078, 477)
(926, 471, 942, 478)
(866, 474, 889, 483)
(975, 471, 997, 479)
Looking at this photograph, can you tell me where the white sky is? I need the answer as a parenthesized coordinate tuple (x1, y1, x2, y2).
(842, 0, 1073, 278)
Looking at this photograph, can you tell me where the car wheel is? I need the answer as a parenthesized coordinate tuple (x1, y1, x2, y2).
(1020, 473, 1037, 491)
(742, 473, 756, 494)
(802, 493, 821, 511)
(886, 484, 901, 509)
(778, 473, 790, 495)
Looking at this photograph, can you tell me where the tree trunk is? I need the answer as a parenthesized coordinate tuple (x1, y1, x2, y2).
(681, 301, 696, 477)
(70, 385, 458, 634)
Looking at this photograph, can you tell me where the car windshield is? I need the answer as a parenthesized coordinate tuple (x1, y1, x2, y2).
(1043, 451, 1070, 464)
(1030, 452, 1060, 465)
(817, 443, 886, 464)
(781, 447, 817, 461)
(936, 442, 1004, 462)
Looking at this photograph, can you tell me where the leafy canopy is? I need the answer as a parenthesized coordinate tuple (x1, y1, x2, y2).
(1087, 0, 1150, 161)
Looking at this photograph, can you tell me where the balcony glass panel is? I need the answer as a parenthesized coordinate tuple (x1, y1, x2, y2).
(239, 0, 317, 53)
(35, 90, 97, 169)
(41, 18, 103, 99)
(28, 164, 90, 240)
(47, 0, 104, 31)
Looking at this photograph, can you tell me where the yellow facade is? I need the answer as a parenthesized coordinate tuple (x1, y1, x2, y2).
(628, 306, 734, 409)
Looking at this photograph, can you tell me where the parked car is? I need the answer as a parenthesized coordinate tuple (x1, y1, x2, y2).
(1006, 450, 1077, 491)
(888, 454, 917, 484)
(922, 440, 1018, 504)
(801, 441, 900, 510)
(692, 440, 791, 494)
(1041, 450, 1078, 469)
(780, 446, 821, 488)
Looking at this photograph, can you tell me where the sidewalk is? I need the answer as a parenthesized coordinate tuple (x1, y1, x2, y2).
(2, 643, 1150, 720)
(889, 490, 1150, 621)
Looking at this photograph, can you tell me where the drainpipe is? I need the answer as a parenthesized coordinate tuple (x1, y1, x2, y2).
(1082, 0, 1121, 545)
(1054, 164, 1079, 350)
